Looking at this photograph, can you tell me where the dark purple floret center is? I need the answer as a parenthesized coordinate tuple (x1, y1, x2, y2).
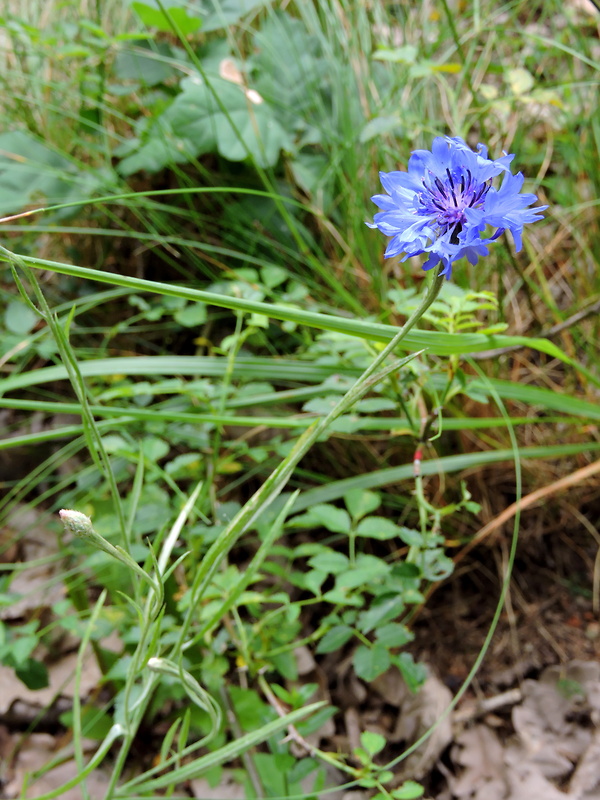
(418, 168, 491, 237)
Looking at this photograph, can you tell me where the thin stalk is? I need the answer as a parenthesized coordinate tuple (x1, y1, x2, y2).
(177, 265, 445, 651)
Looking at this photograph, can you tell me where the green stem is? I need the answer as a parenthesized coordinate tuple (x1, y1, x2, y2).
(178, 265, 445, 651)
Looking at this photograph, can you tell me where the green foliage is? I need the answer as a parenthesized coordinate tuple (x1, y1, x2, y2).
(0, 620, 49, 690)
(0, 0, 598, 798)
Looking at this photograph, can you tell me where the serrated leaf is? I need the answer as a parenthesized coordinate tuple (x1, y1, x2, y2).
(353, 644, 391, 682)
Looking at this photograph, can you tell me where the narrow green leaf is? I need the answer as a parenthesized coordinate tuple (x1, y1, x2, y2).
(117, 702, 325, 794)
(9, 256, 576, 362)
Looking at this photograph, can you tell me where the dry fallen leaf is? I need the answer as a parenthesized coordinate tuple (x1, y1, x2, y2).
(391, 671, 453, 780)
(4, 733, 111, 800)
(0, 647, 103, 718)
(442, 660, 600, 799)
(449, 725, 506, 800)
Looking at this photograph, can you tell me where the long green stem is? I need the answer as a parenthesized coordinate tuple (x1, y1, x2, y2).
(178, 264, 446, 650)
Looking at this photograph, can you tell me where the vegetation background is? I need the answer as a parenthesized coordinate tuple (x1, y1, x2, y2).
(0, 0, 599, 798)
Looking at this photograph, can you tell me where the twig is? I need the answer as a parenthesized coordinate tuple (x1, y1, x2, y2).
(453, 687, 523, 724)
(456, 458, 600, 564)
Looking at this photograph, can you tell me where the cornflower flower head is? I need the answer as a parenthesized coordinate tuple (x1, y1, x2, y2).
(368, 136, 548, 279)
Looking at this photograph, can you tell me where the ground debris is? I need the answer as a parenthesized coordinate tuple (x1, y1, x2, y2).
(439, 660, 600, 799)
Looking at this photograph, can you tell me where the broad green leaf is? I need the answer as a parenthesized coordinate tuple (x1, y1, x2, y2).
(114, 41, 179, 86)
(253, 12, 326, 123)
(10, 635, 38, 664)
(357, 595, 404, 634)
(335, 555, 390, 590)
(356, 516, 402, 540)
(316, 625, 354, 654)
(391, 781, 425, 799)
(308, 551, 349, 574)
(174, 303, 207, 327)
(308, 504, 351, 534)
(344, 489, 381, 522)
(119, 75, 291, 173)
(141, 435, 170, 461)
(260, 265, 287, 289)
(355, 398, 397, 413)
(353, 644, 391, 682)
(15, 658, 49, 691)
(229, 686, 273, 730)
(131, 1, 203, 35)
(421, 550, 454, 581)
(303, 569, 327, 596)
(374, 623, 414, 648)
(395, 652, 427, 693)
(0, 131, 88, 215)
(200, 0, 272, 33)
(289, 153, 330, 198)
(60, 705, 114, 740)
(5, 300, 38, 335)
(322, 587, 363, 607)
(397, 527, 423, 547)
(360, 730, 386, 756)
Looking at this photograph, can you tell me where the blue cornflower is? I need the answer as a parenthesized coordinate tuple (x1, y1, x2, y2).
(368, 136, 548, 279)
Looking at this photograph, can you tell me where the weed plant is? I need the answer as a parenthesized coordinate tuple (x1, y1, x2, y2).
(0, 0, 599, 798)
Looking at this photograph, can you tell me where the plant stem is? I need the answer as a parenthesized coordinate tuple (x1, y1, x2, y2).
(178, 264, 446, 650)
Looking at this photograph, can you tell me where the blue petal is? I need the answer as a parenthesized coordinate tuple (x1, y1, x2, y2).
(368, 135, 547, 277)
